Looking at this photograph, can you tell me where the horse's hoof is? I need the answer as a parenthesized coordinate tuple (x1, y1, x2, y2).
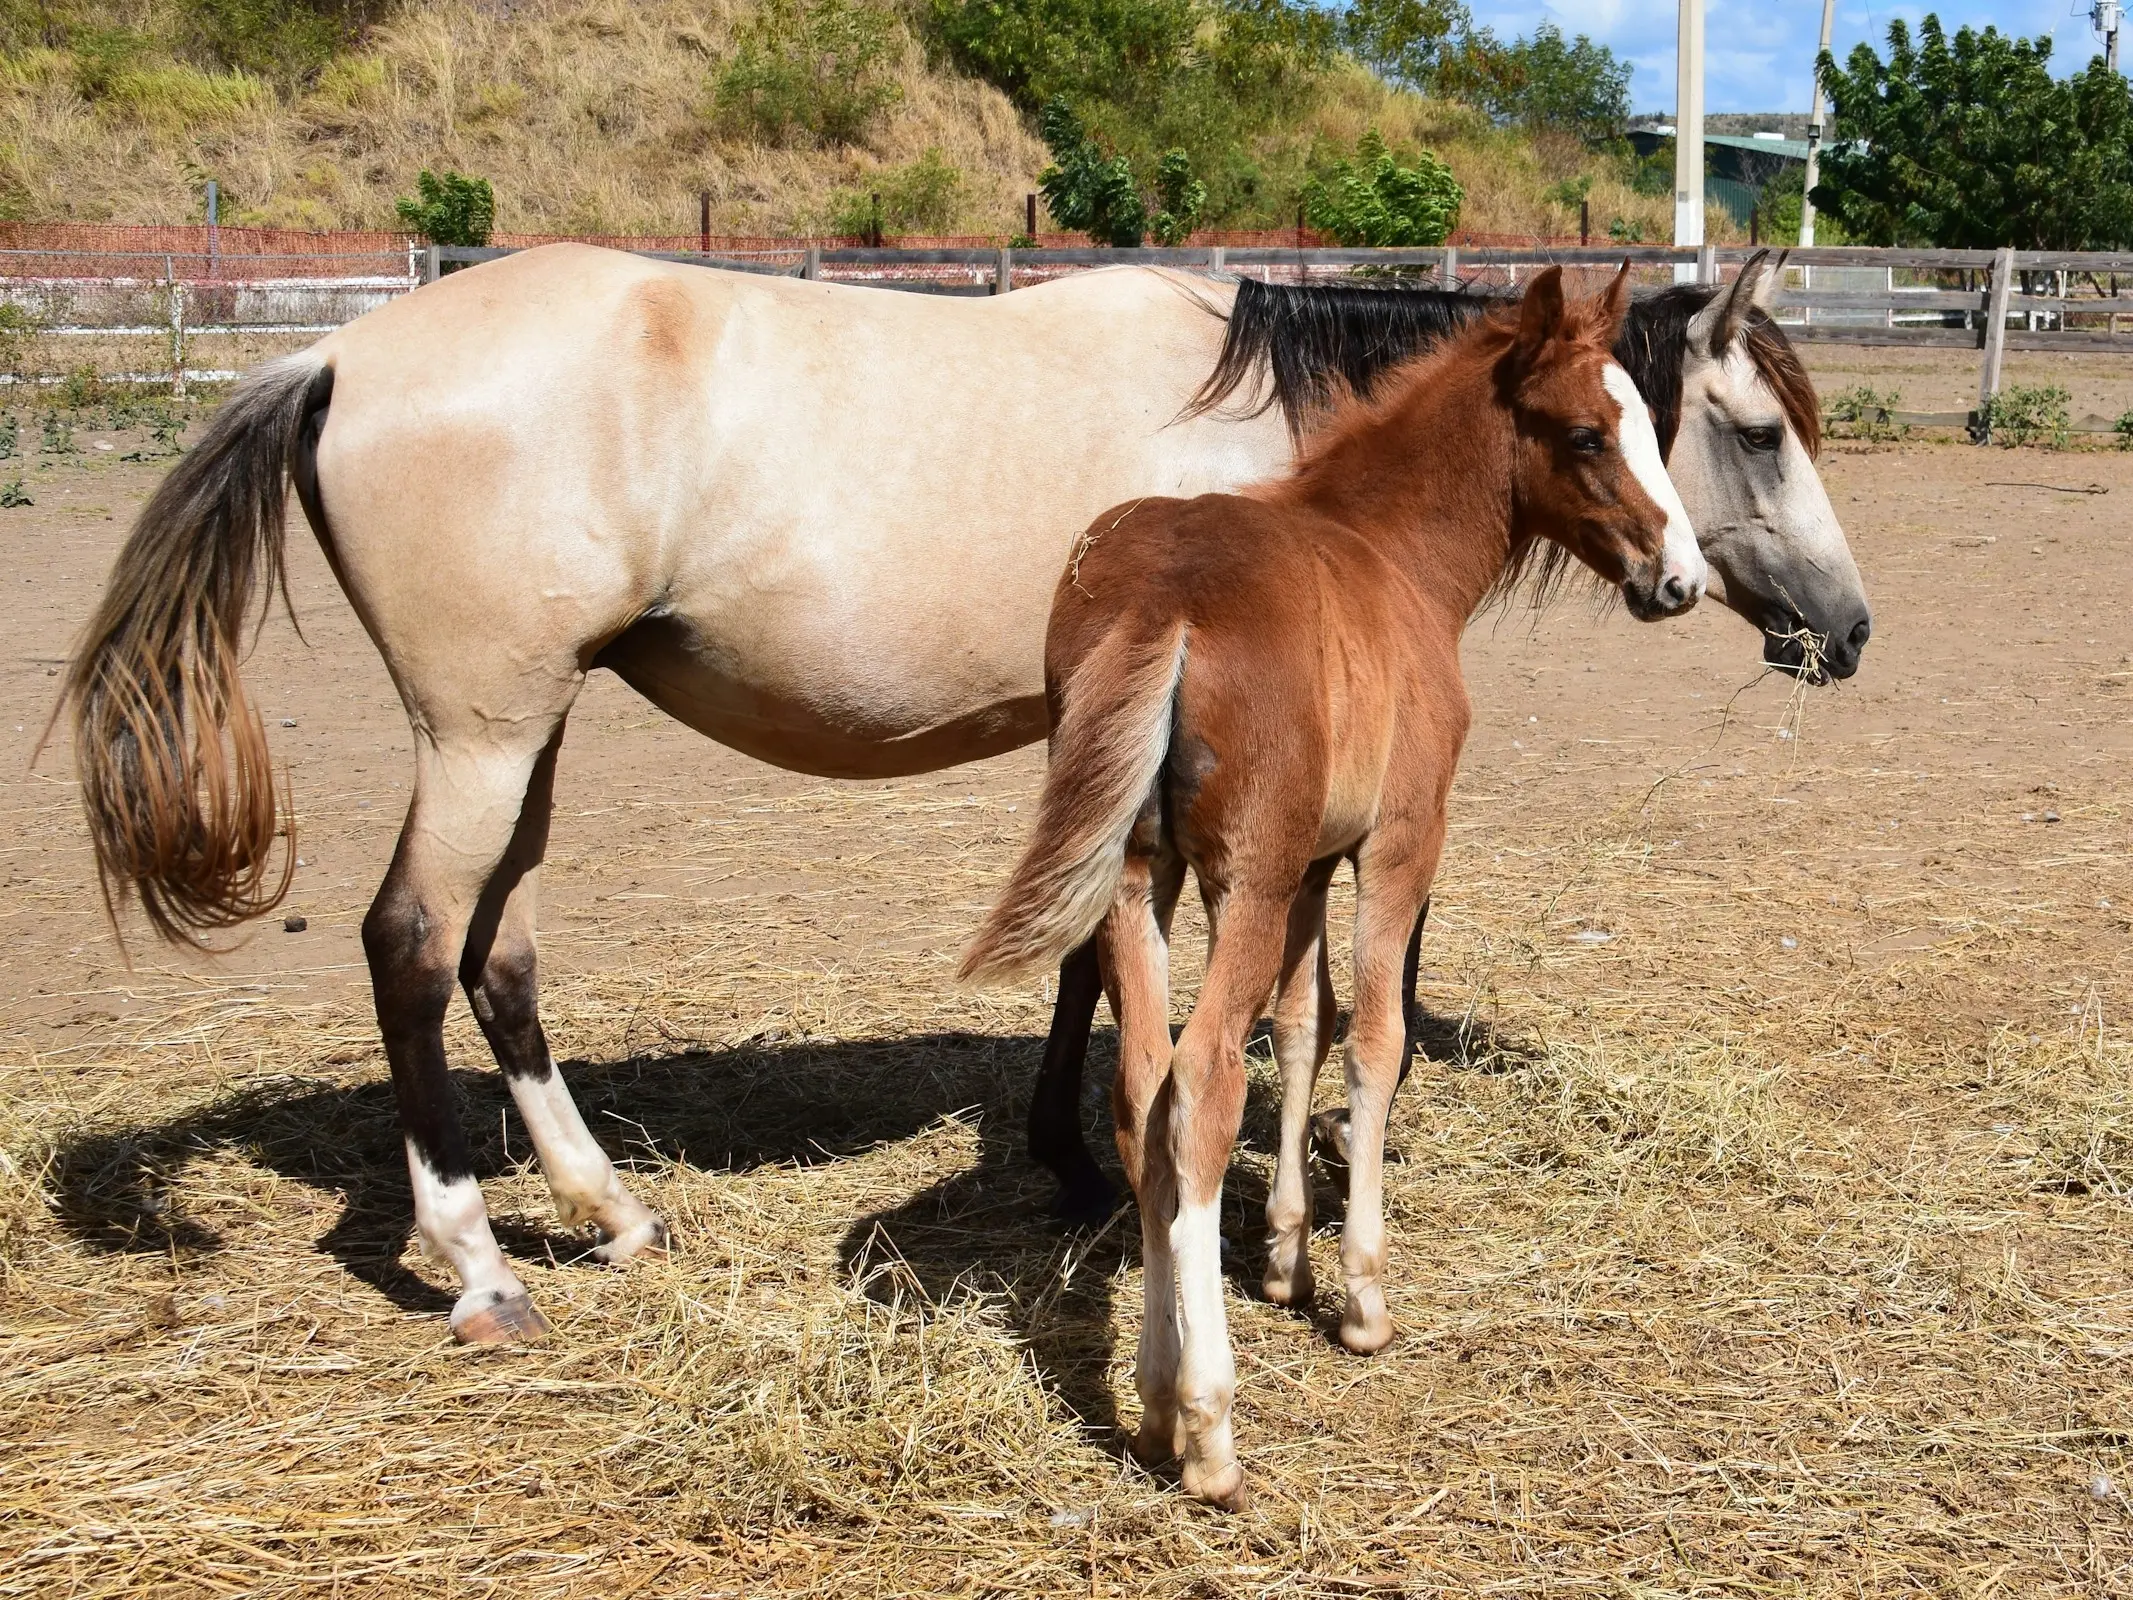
(1310, 1108, 1353, 1169)
(591, 1214, 670, 1265)
(1183, 1458, 1249, 1512)
(1130, 1417, 1178, 1468)
(1263, 1264, 1315, 1308)
(454, 1293, 551, 1346)
(1050, 1172, 1119, 1231)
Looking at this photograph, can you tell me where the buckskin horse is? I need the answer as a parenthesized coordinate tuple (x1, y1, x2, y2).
(60, 243, 1856, 1343)
(963, 266, 1700, 1506)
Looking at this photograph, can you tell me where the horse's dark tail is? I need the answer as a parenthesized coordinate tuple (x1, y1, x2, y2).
(53, 352, 334, 945)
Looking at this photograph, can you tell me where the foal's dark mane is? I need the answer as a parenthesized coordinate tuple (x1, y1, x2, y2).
(1192, 277, 1821, 461)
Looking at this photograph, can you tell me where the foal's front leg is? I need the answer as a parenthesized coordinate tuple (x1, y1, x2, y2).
(1337, 826, 1442, 1354)
(1263, 858, 1340, 1307)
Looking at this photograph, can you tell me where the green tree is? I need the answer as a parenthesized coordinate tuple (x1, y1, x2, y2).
(713, 0, 905, 147)
(1815, 16, 2133, 248)
(1341, 0, 1468, 92)
(1439, 23, 1629, 141)
(1303, 128, 1462, 246)
(395, 169, 495, 246)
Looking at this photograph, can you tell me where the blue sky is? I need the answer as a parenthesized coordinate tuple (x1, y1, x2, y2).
(1466, 2, 2109, 114)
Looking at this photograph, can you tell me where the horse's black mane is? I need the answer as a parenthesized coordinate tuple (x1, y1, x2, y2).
(1192, 276, 1821, 462)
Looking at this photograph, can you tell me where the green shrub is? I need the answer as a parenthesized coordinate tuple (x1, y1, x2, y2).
(826, 148, 965, 235)
(1038, 98, 1147, 246)
(1980, 382, 2071, 448)
(395, 169, 495, 246)
(2113, 408, 2133, 449)
(182, 0, 342, 85)
(40, 412, 72, 454)
(1149, 147, 1206, 245)
(1607, 214, 1647, 243)
(1302, 129, 1461, 247)
(712, 0, 904, 147)
(0, 476, 30, 507)
(1825, 384, 1906, 442)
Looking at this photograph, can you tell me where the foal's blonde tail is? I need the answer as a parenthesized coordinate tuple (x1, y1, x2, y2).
(960, 620, 1187, 985)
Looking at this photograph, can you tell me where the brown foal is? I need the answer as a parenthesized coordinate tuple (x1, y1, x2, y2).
(962, 267, 1704, 1507)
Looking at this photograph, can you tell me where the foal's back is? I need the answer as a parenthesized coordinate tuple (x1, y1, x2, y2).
(1047, 492, 1463, 864)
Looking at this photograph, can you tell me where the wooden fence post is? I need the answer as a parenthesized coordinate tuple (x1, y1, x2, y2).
(1976, 245, 2016, 434)
(803, 246, 820, 281)
(994, 246, 1011, 294)
(1441, 244, 1459, 285)
(423, 245, 441, 285)
(1697, 244, 1716, 284)
(166, 254, 185, 399)
(1209, 245, 1226, 275)
(699, 191, 711, 256)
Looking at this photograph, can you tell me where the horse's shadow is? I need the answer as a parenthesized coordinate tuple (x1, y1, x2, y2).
(40, 1001, 1521, 1450)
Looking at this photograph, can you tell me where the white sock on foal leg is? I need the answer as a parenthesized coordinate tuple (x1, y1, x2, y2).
(1171, 1192, 1242, 1505)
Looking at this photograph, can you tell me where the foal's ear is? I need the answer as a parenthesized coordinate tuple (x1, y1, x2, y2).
(1513, 265, 1569, 370)
(1595, 261, 1633, 343)
(1687, 248, 1771, 356)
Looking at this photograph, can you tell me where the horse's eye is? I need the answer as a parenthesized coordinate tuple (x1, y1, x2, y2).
(1568, 427, 1604, 456)
(1740, 424, 1783, 454)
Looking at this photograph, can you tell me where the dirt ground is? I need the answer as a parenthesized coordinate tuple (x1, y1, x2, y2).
(1802, 343, 2133, 421)
(3, 395, 2132, 1595)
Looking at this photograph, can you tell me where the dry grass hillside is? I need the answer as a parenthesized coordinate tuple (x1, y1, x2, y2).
(0, 0, 1686, 240)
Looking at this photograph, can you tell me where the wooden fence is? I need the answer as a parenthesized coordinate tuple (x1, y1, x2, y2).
(432, 242, 2133, 425)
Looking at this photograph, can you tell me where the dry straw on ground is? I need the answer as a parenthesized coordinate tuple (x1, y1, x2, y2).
(4, 706, 2131, 1594)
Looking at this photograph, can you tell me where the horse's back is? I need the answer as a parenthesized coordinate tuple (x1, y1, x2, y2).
(300, 250, 1288, 773)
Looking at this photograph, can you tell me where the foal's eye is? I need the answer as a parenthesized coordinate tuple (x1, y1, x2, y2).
(1739, 424, 1783, 454)
(1568, 427, 1604, 456)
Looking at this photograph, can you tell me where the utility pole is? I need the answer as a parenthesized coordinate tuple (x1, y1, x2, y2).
(1673, 0, 1705, 281)
(1800, 0, 1836, 246)
(2096, 1, 2122, 71)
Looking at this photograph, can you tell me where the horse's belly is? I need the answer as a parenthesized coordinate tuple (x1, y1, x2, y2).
(594, 611, 1047, 778)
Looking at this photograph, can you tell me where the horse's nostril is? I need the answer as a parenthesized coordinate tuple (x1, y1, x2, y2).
(1848, 616, 1872, 651)
(1662, 574, 1689, 607)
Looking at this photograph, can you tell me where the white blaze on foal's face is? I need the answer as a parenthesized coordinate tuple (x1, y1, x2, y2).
(1603, 361, 1706, 608)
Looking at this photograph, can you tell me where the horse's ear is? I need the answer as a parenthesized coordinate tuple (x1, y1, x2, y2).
(1595, 261, 1633, 343)
(1513, 265, 1568, 371)
(1688, 249, 1770, 355)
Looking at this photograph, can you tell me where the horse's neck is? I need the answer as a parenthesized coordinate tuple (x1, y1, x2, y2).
(1274, 357, 1515, 621)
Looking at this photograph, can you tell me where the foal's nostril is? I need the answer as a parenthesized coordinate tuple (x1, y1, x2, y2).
(1661, 574, 1690, 609)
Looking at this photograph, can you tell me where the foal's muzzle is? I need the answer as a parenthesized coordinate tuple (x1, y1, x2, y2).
(1622, 551, 1707, 622)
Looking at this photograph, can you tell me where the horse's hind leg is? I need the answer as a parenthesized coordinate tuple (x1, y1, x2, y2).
(1263, 857, 1340, 1308)
(364, 722, 570, 1344)
(461, 729, 667, 1264)
(1027, 939, 1113, 1224)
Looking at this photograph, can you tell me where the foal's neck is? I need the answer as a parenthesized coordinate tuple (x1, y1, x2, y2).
(1267, 343, 1516, 623)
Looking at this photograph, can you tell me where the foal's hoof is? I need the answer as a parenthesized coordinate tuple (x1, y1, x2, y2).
(453, 1293, 551, 1346)
(591, 1214, 670, 1265)
(1339, 1291, 1395, 1356)
(1310, 1108, 1354, 1169)
(1182, 1458, 1250, 1512)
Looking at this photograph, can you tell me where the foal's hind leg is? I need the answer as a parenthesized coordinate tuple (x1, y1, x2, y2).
(1104, 849, 1186, 1464)
(461, 729, 667, 1264)
(365, 724, 570, 1343)
(1263, 857, 1340, 1308)
(1168, 886, 1290, 1509)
